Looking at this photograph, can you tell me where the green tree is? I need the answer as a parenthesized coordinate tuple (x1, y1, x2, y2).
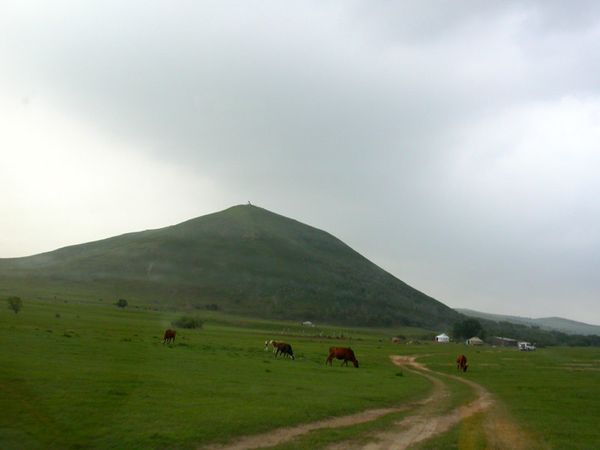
(115, 298, 128, 308)
(453, 318, 485, 340)
(7, 296, 23, 314)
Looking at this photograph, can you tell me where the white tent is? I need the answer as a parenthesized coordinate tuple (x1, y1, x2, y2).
(435, 333, 450, 343)
(467, 336, 484, 346)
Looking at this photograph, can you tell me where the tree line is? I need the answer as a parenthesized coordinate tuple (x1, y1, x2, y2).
(452, 317, 600, 347)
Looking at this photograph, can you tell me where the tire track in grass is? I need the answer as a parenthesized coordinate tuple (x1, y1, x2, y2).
(204, 355, 530, 450)
(0, 381, 63, 447)
(327, 356, 529, 450)
(202, 366, 442, 450)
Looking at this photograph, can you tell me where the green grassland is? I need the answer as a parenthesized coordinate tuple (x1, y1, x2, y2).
(0, 298, 431, 449)
(2, 298, 600, 449)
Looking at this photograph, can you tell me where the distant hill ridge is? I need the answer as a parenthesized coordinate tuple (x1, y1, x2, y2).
(456, 308, 600, 337)
(0, 205, 460, 327)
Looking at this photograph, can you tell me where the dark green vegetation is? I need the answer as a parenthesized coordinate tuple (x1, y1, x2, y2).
(452, 318, 485, 340)
(0, 205, 459, 328)
(0, 298, 430, 449)
(115, 298, 128, 309)
(6, 295, 22, 314)
(172, 314, 204, 329)
(457, 308, 600, 337)
(477, 317, 600, 347)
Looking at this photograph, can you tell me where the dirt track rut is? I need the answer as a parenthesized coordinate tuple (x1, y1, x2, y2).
(205, 355, 529, 450)
(326, 356, 494, 450)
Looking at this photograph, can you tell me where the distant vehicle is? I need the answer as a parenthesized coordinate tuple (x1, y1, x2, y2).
(518, 341, 536, 351)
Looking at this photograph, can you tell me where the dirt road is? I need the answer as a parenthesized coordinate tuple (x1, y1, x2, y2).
(205, 355, 531, 450)
(326, 356, 493, 450)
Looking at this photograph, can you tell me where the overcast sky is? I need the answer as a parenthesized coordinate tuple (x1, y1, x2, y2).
(1, 1, 599, 323)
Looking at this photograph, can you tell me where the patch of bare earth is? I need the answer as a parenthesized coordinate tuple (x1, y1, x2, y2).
(202, 406, 419, 450)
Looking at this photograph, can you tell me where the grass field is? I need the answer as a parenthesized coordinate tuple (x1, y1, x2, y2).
(405, 344, 600, 449)
(2, 297, 600, 449)
(0, 299, 430, 449)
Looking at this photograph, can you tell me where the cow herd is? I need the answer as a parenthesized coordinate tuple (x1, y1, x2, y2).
(163, 329, 360, 367)
(264, 339, 360, 367)
(163, 329, 469, 373)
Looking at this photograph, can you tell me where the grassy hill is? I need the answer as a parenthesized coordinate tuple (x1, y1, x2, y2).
(456, 308, 600, 336)
(0, 205, 460, 328)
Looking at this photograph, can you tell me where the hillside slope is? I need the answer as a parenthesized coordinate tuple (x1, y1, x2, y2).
(0, 205, 460, 327)
(456, 308, 600, 336)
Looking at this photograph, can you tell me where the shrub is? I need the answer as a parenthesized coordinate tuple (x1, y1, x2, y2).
(172, 315, 204, 329)
(115, 298, 128, 308)
(453, 318, 485, 340)
(7, 296, 23, 314)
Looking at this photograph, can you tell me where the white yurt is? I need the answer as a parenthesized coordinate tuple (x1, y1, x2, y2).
(466, 336, 484, 346)
(435, 333, 450, 343)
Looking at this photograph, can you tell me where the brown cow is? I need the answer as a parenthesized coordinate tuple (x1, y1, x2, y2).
(456, 354, 468, 372)
(326, 347, 359, 368)
(163, 329, 176, 344)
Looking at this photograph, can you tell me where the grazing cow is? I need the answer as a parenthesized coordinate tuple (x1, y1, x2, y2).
(163, 329, 176, 344)
(264, 339, 278, 353)
(456, 354, 468, 372)
(264, 340, 295, 359)
(326, 347, 359, 368)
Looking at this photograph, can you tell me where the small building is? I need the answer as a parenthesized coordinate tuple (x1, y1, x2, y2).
(302, 321, 315, 327)
(435, 333, 450, 343)
(466, 336, 484, 346)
